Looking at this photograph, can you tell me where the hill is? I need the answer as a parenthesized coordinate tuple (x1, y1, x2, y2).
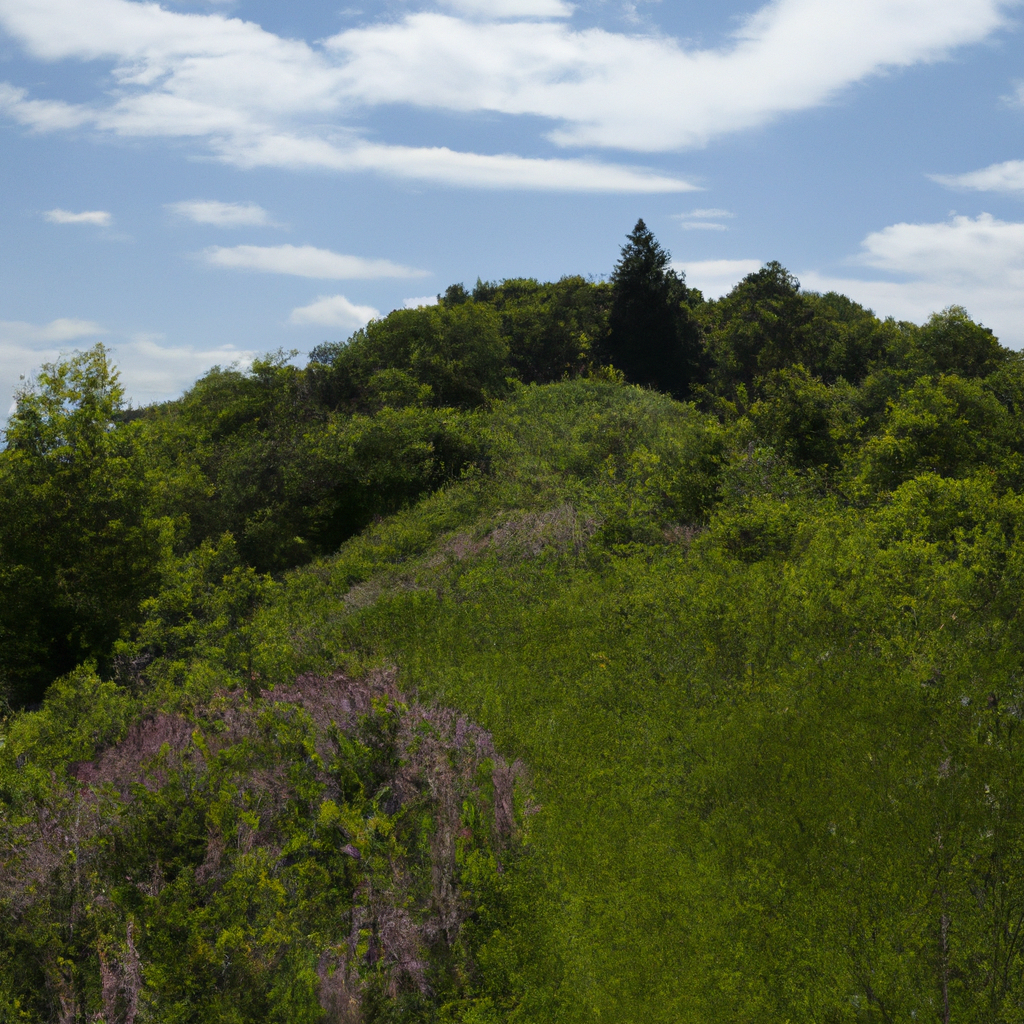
(3, 224, 1024, 1022)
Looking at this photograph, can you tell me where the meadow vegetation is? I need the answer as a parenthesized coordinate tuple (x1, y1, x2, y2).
(3, 220, 1024, 1022)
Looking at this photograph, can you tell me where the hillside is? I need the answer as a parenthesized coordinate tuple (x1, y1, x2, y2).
(4, 223, 1024, 1023)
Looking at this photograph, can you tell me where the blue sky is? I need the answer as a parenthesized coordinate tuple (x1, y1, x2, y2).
(1, 0, 1024, 411)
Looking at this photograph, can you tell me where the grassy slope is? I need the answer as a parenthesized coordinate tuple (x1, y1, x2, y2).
(237, 380, 1024, 1021)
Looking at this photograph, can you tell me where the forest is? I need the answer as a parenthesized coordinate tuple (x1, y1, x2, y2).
(2, 218, 1024, 1023)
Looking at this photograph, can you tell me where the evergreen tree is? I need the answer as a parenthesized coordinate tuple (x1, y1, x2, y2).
(606, 219, 701, 398)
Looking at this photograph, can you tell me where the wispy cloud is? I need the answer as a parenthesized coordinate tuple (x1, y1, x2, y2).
(218, 135, 698, 191)
(931, 159, 1024, 195)
(0, 317, 106, 342)
(289, 294, 379, 328)
(114, 335, 256, 406)
(0, 82, 90, 130)
(202, 244, 429, 279)
(44, 208, 111, 225)
(168, 200, 276, 226)
(404, 295, 439, 308)
(437, 0, 573, 16)
(0, 0, 1015, 189)
(674, 208, 734, 231)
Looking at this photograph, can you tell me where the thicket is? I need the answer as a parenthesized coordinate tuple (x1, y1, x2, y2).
(3, 221, 1024, 1022)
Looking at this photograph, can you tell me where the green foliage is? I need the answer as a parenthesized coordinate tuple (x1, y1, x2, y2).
(4, 232, 1024, 1024)
(853, 373, 1023, 495)
(916, 304, 1008, 378)
(112, 533, 275, 692)
(310, 303, 510, 411)
(298, 405, 487, 554)
(0, 675, 526, 1024)
(0, 347, 172, 706)
(470, 276, 611, 385)
(746, 364, 854, 470)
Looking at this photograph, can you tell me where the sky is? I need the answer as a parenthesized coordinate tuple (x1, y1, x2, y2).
(2, 0, 1024, 411)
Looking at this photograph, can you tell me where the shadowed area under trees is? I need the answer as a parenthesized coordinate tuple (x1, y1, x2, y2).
(4, 222, 1024, 1022)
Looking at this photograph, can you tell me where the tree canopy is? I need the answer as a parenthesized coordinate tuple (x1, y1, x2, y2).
(3, 229, 1024, 1023)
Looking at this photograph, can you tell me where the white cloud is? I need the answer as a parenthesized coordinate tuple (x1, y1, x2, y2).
(0, 318, 258, 420)
(404, 295, 439, 308)
(675, 208, 733, 229)
(289, 294, 379, 328)
(931, 159, 1024, 194)
(218, 134, 697, 191)
(0, 318, 108, 418)
(44, 208, 112, 225)
(0, 82, 92, 130)
(799, 213, 1024, 346)
(0, 317, 106, 343)
(168, 199, 275, 226)
(0, 0, 1015, 188)
(437, 0, 573, 17)
(853, 212, 1024, 281)
(202, 244, 429, 279)
(112, 336, 256, 406)
(675, 258, 761, 298)
(327, 2, 1017, 151)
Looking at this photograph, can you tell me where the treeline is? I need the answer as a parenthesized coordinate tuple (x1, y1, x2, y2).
(4, 221, 1024, 1023)
(0, 220, 1008, 708)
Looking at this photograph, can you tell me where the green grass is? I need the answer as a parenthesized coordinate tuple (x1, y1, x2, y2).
(232, 380, 1024, 1021)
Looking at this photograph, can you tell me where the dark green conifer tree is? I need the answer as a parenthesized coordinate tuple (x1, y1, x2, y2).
(606, 219, 702, 398)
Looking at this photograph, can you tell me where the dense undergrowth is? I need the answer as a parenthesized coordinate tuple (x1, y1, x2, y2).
(4, 222, 1024, 1021)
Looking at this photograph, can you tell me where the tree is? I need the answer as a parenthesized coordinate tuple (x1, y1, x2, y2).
(0, 345, 170, 705)
(606, 219, 702, 398)
(705, 261, 814, 392)
(309, 303, 509, 412)
(915, 305, 1007, 379)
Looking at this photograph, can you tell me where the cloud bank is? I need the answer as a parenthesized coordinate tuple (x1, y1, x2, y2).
(0, 0, 1015, 189)
(329, 1, 1017, 152)
(0, 317, 256, 421)
(807, 214, 1024, 346)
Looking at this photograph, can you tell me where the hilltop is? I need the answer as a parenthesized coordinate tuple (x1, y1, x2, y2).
(3, 222, 1024, 1023)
